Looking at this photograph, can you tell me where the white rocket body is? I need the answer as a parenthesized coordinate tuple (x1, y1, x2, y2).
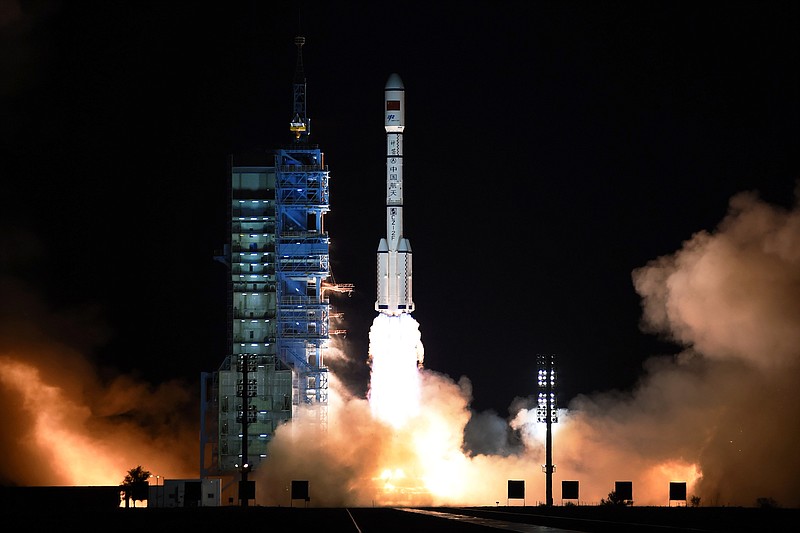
(376, 73, 414, 315)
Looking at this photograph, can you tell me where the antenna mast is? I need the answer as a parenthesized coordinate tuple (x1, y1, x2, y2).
(290, 36, 310, 142)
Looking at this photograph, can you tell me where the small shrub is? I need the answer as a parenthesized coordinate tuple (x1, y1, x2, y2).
(756, 497, 778, 509)
(600, 491, 633, 507)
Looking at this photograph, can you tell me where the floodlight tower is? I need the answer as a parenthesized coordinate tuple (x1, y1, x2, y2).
(537, 354, 558, 506)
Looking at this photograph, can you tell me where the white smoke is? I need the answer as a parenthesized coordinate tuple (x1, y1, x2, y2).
(255, 185, 800, 508)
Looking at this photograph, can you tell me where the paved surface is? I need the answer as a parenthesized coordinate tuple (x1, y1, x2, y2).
(4, 504, 798, 532)
(400, 508, 582, 532)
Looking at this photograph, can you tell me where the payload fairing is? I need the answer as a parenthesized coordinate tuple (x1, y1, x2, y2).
(376, 74, 414, 315)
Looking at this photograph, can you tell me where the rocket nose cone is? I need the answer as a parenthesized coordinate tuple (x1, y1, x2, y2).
(385, 73, 404, 90)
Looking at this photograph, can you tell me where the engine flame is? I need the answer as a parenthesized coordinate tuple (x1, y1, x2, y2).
(368, 313, 423, 428)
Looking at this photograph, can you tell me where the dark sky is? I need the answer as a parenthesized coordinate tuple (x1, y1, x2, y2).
(2, 1, 798, 416)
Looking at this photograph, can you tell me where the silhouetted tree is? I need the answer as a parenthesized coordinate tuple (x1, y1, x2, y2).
(756, 497, 778, 508)
(600, 491, 633, 506)
(120, 465, 151, 508)
(690, 495, 701, 507)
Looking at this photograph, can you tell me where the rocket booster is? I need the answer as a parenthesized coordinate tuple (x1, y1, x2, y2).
(376, 73, 414, 315)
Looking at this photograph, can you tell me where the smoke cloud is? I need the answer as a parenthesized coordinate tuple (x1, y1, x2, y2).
(254, 186, 800, 508)
(628, 188, 800, 506)
(253, 366, 544, 507)
(0, 228, 197, 487)
(3, 185, 798, 508)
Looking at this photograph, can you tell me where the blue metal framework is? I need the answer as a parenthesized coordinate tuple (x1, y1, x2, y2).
(275, 146, 331, 413)
(200, 151, 331, 478)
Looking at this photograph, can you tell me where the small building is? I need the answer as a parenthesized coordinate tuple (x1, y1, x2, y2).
(149, 478, 220, 508)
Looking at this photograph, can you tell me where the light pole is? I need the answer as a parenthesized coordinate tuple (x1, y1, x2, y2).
(537, 354, 558, 507)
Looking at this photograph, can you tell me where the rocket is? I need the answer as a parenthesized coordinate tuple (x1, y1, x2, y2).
(376, 73, 414, 315)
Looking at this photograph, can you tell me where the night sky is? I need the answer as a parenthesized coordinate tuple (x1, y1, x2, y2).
(2, 1, 798, 417)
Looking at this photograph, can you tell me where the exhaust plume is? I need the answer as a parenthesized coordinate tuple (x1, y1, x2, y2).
(0, 229, 197, 487)
(629, 188, 800, 505)
(3, 185, 798, 508)
(254, 186, 800, 507)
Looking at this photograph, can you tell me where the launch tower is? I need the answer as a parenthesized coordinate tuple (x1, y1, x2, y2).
(200, 36, 351, 497)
